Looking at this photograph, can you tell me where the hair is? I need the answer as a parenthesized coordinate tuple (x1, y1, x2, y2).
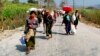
(30, 11, 37, 15)
(37, 11, 41, 15)
(75, 10, 78, 13)
(65, 11, 70, 14)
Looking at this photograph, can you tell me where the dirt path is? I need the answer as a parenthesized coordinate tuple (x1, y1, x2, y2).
(0, 16, 100, 56)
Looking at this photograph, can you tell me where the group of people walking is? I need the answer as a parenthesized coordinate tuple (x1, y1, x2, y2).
(62, 10, 81, 35)
(23, 8, 81, 54)
(24, 9, 57, 54)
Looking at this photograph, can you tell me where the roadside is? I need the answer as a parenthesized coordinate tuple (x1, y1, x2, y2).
(0, 27, 24, 41)
(0, 16, 100, 56)
(80, 17, 100, 28)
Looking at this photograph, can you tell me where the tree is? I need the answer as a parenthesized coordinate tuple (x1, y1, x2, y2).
(12, 0, 19, 3)
(44, 0, 47, 2)
(28, 0, 34, 3)
(60, 2, 65, 8)
(28, 0, 38, 3)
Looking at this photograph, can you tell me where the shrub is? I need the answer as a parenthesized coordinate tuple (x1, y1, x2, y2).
(0, 3, 38, 30)
(80, 9, 100, 25)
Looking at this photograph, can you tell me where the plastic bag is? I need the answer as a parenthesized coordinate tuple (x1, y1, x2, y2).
(71, 24, 76, 34)
(20, 36, 25, 45)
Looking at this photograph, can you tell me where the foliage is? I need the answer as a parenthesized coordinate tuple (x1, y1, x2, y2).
(12, 0, 19, 3)
(28, 0, 38, 3)
(0, 3, 38, 29)
(80, 9, 100, 25)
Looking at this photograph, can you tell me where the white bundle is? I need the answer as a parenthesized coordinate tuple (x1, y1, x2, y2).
(26, 8, 37, 13)
(71, 24, 76, 34)
(37, 8, 43, 11)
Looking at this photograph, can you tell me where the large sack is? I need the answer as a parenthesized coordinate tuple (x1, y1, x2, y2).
(71, 24, 76, 34)
(25, 29, 34, 41)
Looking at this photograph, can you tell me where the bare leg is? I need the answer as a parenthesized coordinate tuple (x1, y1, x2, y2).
(26, 46, 31, 55)
(43, 23, 46, 34)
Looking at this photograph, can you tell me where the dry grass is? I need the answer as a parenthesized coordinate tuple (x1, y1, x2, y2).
(80, 9, 100, 27)
(0, 3, 38, 30)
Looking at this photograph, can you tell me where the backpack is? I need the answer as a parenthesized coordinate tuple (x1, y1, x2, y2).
(63, 14, 71, 24)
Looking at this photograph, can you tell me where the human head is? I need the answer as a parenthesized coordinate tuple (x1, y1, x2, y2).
(37, 11, 41, 15)
(46, 10, 50, 15)
(65, 11, 70, 14)
(29, 11, 37, 19)
(30, 11, 37, 16)
(75, 10, 79, 13)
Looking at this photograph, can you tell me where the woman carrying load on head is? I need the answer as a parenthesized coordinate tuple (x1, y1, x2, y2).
(62, 6, 72, 35)
(62, 11, 72, 35)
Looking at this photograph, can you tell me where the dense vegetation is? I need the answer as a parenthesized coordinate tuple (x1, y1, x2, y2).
(80, 9, 100, 25)
(0, 3, 38, 30)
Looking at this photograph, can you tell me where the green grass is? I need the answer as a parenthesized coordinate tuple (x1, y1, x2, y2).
(80, 9, 100, 25)
(0, 3, 38, 29)
(2, 3, 38, 19)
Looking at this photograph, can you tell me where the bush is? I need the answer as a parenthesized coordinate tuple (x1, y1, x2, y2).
(0, 3, 38, 30)
(80, 9, 100, 25)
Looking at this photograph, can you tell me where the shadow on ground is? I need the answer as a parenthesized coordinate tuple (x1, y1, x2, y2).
(37, 30, 66, 35)
(36, 36, 47, 39)
(37, 31, 43, 33)
(52, 32, 65, 35)
(54, 24, 63, 26)
(16, 45, 26, 52)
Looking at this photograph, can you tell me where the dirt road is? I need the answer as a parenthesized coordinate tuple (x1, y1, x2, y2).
(0, 16, 100, 56)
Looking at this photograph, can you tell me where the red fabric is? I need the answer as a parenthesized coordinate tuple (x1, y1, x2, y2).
(62, 6, 72, 12)
(29, 16, 35, 29)
(29, 16, 34, 19)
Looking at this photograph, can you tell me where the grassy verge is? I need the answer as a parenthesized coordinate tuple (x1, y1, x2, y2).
(0, 3, 38, 30)
(80, 9, 100, 28)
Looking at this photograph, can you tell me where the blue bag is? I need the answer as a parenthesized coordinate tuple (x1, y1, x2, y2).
(20, 37, 25, 45)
